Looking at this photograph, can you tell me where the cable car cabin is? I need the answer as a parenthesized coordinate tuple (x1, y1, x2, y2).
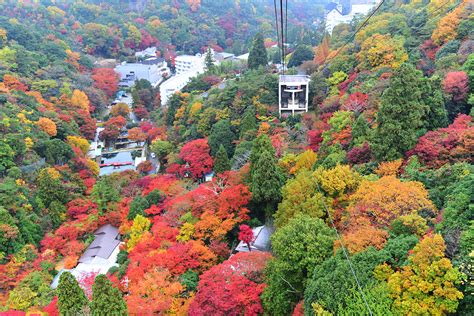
(279, 75, 310, 116)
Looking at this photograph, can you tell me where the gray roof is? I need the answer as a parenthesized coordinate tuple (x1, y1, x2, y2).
(78, 224, 120, 264)
(280, 75, 311, 84)
(235, 225, 273, 252)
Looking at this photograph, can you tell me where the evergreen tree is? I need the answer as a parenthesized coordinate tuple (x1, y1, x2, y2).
(57, 271, 88, 315)
(91, 176, 119, 212)
(423, 76, 448, 130)
(128, 195, 150, 220)
(208, 119, 236, 158)
(250, 135, 284, 215)
(205, 48, 215, 72)
(372, 63, 428, 161)
(214, 144, 231, 174)
(90, 274, 128, 316)
(287, 45, 314, 68)
(350, 114, 371, 147)
(239, 106, 257, 139)
(248, 33, 268, 70)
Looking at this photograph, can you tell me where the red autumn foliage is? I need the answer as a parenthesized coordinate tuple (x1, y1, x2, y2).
(91, 68, 119, 98)
(342, 92, 368, 114)
(134, 106, 149, 120)
(172, 138, 213, 180)
(410, 114, 473, 168)
(238, 224, 254, 251)
(419, 39, 439, 60)
(67, 199, 97, 220)
(43, 296, 59, 316)
(442, 71, 469, 102)
(307, 120, 330, 151)
(189, 252, 272, 316)
(347, 142, 372, 165)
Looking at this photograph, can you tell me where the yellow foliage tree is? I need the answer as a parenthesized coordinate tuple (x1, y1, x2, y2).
(70, 89, 90, 111)
(67, 135, 89, 155)
(37, 117, 57, 137)
(315, 164, 361, 198)
(357, 34, 408, 70)
(189, 102, 202, 118)
(24, 137, 33, 150)
(349, 176, 435, 227)
(275, 170, 330, 228)
(86, 159, 100, 177)
(375, 159, 403, 177)
(292, 150, 317, 174)
(386, 234, 464, 315)
(127, 215, 151, 250)
(110, 102, 130, 117)
(176, 223, 195, 242)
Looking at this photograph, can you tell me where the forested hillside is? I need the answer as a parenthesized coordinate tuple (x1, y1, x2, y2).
(0, 0, 472, 315)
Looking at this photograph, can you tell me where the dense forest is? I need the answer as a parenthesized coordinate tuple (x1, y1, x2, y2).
(0, 0, 473, 315)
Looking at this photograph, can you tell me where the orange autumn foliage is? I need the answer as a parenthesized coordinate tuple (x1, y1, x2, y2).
(128, 127, 147, 142)
(349, 176, 435, 227)
(375, 159, 403, 176)
(37, 117, 57, 136)
(126, 268, 184, 314)
(431, 2, 466, 45)
(337, 218, 389, 254)
(3, 74, 28, 92)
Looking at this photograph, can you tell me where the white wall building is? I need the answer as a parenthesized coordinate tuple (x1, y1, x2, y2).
(175, 54, 205, 75)
(279, 75, 311, 116)
(325, 1, 378, 34)
(135, 46, 157, 59)
(115, 57, 168, 87)
(159, 70, 201, 106)
(51, 224, 122, 289)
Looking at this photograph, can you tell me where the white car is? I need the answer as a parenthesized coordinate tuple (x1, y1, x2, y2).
(151, 153, 156, 158)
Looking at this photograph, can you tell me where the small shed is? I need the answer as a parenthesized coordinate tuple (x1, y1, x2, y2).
(235, 225, 273, 252)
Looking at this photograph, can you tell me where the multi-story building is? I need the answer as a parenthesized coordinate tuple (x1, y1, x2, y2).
(325, 0, 378, 34)
(115, 57, 168, 87)
(175, 54, 205, 75)
(279, 75, 311, 116)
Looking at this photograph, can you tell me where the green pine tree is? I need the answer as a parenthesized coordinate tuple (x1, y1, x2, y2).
(372, 63, 428, 161)
(350, 114, 371, 147)
(423, 76, 448, 130)
(208, 119, 236, 158)
(205, 48, 215, 72)
(248, 33, 268, 70)
(90, 274, 128, 316)
(57, 271, 89, 316)
(214, 144, 231, 174)
(239, 106, 257, 139)
(250, 135, 284, 216)
(287, 45, 314, 68)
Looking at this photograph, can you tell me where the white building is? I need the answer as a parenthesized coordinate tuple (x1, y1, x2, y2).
(279, 75, 311, 116)
(325, 1, 378, 34)
(75, 224, 121, 274)
(235, 226, 273, 252)
(51, 224, 122, 289)
(135, 46, 157, 59)
(115, 57, 168, 87)
(159, 70, 201, 106)
(175, 54, 205, 75)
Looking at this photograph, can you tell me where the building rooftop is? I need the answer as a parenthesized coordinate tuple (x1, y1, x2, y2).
(78, 224, 120, 264)
(140, 57, 165, 65)
(175, 54, 202, 62)
(279, 75, 311, 84)
(235, 225, 273, 252)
